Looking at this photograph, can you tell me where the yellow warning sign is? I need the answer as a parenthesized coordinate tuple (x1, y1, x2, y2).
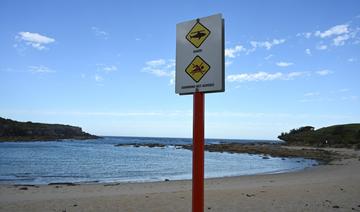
(186, 21, 211, 48)
(185, 56, 210, 83)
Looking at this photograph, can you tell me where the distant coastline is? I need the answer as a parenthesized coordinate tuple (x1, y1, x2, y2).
(0, 117, 99, 142)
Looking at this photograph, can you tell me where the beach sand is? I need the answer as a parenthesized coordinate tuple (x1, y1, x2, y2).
(1, 147, 360, 212)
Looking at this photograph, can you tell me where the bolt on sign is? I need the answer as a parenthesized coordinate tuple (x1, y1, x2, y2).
(176, 14, 224, 95)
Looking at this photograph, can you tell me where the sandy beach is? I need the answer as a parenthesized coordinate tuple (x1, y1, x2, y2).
(1, 147, 360, 212)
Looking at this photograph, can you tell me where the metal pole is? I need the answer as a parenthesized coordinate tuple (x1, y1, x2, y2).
(192, 91, 204, 212)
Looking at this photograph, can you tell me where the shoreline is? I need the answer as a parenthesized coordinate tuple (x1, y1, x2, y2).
(1, 147, 359, 211)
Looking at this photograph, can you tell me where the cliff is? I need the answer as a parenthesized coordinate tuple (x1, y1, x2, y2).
(278, 124, 360, 148)
(0, 117, 99, 141)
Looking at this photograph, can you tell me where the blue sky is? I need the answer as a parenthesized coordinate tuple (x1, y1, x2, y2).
(1, 0, 359, 139)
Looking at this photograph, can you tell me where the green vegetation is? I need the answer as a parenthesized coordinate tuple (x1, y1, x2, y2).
(0, 117, 99, 141)
(278, 124, 360, 148)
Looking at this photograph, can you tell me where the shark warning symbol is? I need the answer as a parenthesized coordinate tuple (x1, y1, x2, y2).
(186, 21, 211, 48)
(185, 55, 210, 82)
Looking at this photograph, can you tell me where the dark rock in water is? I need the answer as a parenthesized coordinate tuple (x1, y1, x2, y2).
(115, 143, 166, 148)
(48, 182, 77, 186)
(262, 156, 270, 159)
(164, 179, 170, 182)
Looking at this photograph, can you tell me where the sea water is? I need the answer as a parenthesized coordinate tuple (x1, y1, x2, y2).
(0, 137, 317, 184)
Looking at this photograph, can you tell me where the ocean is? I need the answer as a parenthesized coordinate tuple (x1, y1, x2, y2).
(0, 137, 317, 184)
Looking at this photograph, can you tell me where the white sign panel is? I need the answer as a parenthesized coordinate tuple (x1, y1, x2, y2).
(176, 14, 224, 95)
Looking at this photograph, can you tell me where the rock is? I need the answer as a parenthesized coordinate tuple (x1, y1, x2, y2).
(164, 179, 170, 182)
(19, 187, 28, 190)
(332, 205, 340, 208)
(262, 156, 270, 159)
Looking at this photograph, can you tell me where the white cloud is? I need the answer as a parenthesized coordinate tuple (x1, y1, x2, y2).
(315, 24, 349, 38)
(264, 54, 273, 60)
(316, 69, 332, 76)
(225, 60, 233, 67)
(91, 26, 108, 39)
(143, 59, 175, 84)
(16, 32, 55, 50)
(341, 95, 358, 101)
(96, 64, 117, 73)
(225, 45, 246, 58)
(316, 44, 327, 50)
(28, 65, 55, 73)
(333, 34, 351, 46)
(339, 88, 350, 92)
(297, 32, 312, 39)
(103, 65, 117, 72)
(146, 59, 166, 67)
(304, 92, 320, 97)
(305, 48, 312, 55)
(276, 62, 294, 67)
(250, 39, 285, 50)
(94, 74, 103, 82)
(227, 71, 305, 82)
(347, 58, 356, 62)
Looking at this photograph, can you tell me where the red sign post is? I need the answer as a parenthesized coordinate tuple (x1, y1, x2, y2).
(192, 92, 205, 212)
(176, 14, 224, 212)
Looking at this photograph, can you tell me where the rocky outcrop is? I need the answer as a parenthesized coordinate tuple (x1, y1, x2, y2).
(0, 117, 99, 141)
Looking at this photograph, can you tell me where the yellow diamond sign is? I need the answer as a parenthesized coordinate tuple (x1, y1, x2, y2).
(186, 21, 211, 48)
(185, 55, 211, 83)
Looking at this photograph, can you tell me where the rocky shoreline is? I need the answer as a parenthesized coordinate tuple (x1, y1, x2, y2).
(114, 142, 345, 164)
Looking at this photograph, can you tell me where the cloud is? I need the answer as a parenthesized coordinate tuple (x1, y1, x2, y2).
(341, 96, 358, 101)
(225, 45, 246, 58)
(250, 39, 285, 50)
(264, 54, 273, 60)
(91, 26, 108, 39)
(225, 60, 233, 67)
(316, 69, 332, 76)
(276, 62, 294, 67)
(316, 44, 327, 50)
(296, 32, 312, 39)
(142, 59, 175, 84)
(97, 64, 118, 73)
(28, 65, 55, 73)
(146, 59, 166, 67)
(94, 74, 103, 82)
(304, 92, 320, 97)
(16, 32, 55, 50)
(305, 48, 312, 55)
(347, 58, 356, 62)
(314, 24, 358, 46)
(315, 24, 349, 38)
(338, 88, 350, 92)
(333, 34, 351, 46)
(227, 71, 306, 82)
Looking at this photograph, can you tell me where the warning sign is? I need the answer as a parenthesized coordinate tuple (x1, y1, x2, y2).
(176, 14, 224, 94)
(185, 55, 210, 83)
(186, 21, 211, 48)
